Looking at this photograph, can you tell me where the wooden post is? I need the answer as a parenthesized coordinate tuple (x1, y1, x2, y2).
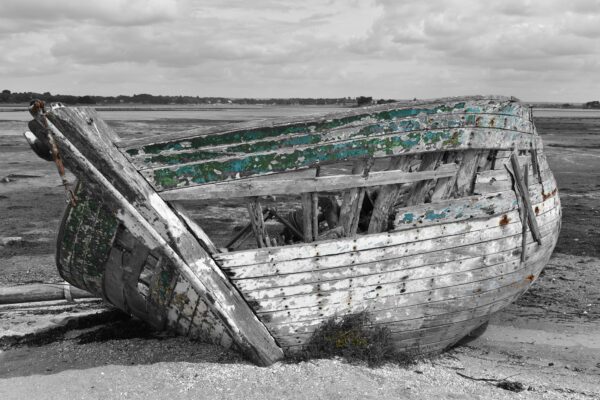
(510, 153, 542, 245)
(43, 107, 283, 366)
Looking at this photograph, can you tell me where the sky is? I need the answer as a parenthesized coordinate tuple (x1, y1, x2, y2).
(1, 0, 599, 102)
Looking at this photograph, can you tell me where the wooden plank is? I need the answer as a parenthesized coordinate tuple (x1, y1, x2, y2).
(510, 152, 542, 245)
(118, 96, 529, 152)
(238, 220, 557, 313)
(230, 215, 556, 295)
(266, 276, 530, 337)
(394, 186, 557, 230)
(43, 107, 283, 366)
(126, 111, 534, 166)
(216, 188, 558, 269)
(368, 155, 413, 233)
(257, 241, 555, 326)
(160, 163, 458, 201)
(223, 200, 559, 286)
(142, 129, 541, 191)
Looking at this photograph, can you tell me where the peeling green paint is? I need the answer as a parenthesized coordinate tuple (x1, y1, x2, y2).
(133, 101, 485, 157)
(150, 128, 466, 189)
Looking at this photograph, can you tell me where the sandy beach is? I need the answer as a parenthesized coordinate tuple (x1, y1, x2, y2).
(0, 107, 599, 399)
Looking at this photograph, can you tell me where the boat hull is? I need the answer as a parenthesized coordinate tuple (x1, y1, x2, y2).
(32, 95, 561, 362)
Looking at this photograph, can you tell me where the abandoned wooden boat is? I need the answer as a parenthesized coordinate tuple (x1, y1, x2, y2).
(24, 96, 560, 366)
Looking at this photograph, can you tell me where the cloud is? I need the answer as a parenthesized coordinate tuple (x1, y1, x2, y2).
(0, 0, 598, 101)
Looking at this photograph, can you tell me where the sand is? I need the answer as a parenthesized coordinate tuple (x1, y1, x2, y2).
(0, 111, 599, 399)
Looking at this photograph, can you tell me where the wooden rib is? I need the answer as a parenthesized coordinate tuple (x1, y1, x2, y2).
(44, 107, 283, 366)
(452, 150, 480, 197)
(521, 164, 529, 261)
(339, 161, 364, 236)
(430, 152, 458, 202)
(367, 155, 412, 233)
(510, 152, 542, 244)
(311, 166, 321, 240)
(300, 194, 313, 242)
(406, 152, 443, 206)
(247, 198, 269, 248)
(159, 163, 458, 201)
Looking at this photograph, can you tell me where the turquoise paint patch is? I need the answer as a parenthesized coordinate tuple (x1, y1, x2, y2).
(402, 213, 414, 224)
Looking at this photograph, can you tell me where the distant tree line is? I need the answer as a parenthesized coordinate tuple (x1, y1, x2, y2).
(584, 101, 600, 109)
(0, 89, 396, 106)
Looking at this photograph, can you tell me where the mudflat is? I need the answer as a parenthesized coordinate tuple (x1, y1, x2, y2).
(0, 109, 599, 399)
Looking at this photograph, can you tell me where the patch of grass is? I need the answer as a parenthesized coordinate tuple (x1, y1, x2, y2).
(285, 312, 418, 367)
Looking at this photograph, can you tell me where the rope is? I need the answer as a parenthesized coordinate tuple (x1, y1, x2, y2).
(29, 100, 78, 207)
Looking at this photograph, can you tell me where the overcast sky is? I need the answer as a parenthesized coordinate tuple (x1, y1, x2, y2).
(1, 0, 599, 101)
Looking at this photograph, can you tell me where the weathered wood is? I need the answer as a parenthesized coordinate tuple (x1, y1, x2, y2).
(44, 107, 283, 365)
(368, 156, 412, 233)
(233, 222, 556, 301)
(339, 161, 364, 236)
(159, 163, 459, 201)
(393, 181, 557, 230)
(217, 201, 559, 281)
(171, 202, 219, 254)
(301, 193, 313, 242)
(257, 241, 555, 326)
(521, 164, 529, 261)
(269, 208, 303, 241)
(142, 128, 541, 191)
(430, 152, 459, 201)
(0, 283, 95, 304)
(452, 150, 480, 197)
(247, 198, 269, 248)
(119, 96, 530, 152)
(510, 152, 542, 245)
(406, 152, 443, 206)
(311, 166, 321, 240)
(233, 218, 558, 313)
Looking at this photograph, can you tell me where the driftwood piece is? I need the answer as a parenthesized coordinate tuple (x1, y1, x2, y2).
(0, 283, 94, 305)
(43, 107, 283, 366)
